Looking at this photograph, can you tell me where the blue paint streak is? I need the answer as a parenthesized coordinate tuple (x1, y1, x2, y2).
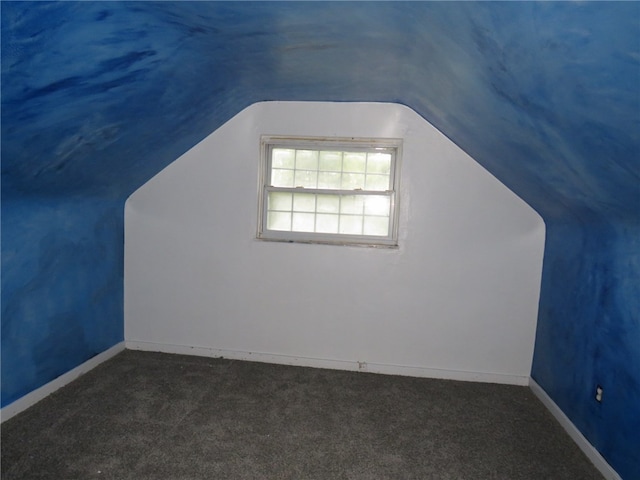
(532, 222, 640, 479)
(3, 2, 637, 219)
(1, 2, 638, 476)
(1, 197, 124, 406)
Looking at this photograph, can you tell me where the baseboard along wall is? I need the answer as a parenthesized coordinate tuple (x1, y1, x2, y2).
(0, 341, 622, 480)
(0, 342, 126, 423)
(125, 340, 530, 386)
(529, 378, 621, 480)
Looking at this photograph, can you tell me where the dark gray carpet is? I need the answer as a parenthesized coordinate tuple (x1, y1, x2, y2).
(2, 350, 603, 480)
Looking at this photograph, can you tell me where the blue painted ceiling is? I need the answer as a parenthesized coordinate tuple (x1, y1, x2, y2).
(2, 1, 639, 223)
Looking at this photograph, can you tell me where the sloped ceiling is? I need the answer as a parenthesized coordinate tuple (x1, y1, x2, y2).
(2, 1, 639, 223)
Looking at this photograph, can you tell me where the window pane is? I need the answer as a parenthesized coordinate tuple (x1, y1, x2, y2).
(363, 216, 390, 236)
(316, 214, 339, 233)
(292, 212, 315, 232)
(271, 168, 294, 187)
(366, 153, 391, 174)
(268, 192, 293, 211)
(294, 170, 318, 188)
(340, 195, 365, 215)
(341, 173, 365, 190)
(293, 193, 316, 212)
(263, 140, 399, 244)
(319, 151, 343, 171)
(272, 149, 295, 169)
(316, 194, 340, 213)
(318, 171, 342, 189)
(364, 195, 390, 216)
(365, 174, 390, 191)
(343, 152, 366, 172)
(295, 150, 319, 170)
(339, 215, 363, 235)
(267, 211, 292, 231)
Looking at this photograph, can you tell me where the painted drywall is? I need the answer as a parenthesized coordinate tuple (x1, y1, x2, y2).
(125, 102, 545, 383)
(3, 2, 637, 223)
(2, 2, 638, 476)
(1, 196, 124, 407)
(532, 221, 640, 480)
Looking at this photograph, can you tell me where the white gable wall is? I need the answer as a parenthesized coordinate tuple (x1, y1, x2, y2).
(124, 102, 545, 384)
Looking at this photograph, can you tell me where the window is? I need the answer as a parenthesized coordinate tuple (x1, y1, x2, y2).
(258, 136, 401, 246)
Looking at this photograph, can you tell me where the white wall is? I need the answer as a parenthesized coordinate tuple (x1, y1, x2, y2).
(125, 102, 545, 385)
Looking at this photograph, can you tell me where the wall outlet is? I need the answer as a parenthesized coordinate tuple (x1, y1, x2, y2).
(357, 361, 367, 372)
(595, 385, 603, 403)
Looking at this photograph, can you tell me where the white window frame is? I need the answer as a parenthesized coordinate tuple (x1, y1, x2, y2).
(257, 135, 402, 247)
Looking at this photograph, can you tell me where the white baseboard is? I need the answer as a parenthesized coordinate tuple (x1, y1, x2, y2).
(0, 339, 621, 479)
(125, 340, 529, 386)
(1, 342, 126, 423)
(529, 378, 621, 480)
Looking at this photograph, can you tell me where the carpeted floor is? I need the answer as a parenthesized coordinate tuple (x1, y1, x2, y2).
(2, 350, 603, 480)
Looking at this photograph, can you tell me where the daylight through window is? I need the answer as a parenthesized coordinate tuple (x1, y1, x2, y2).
(258, 136, 401, 246)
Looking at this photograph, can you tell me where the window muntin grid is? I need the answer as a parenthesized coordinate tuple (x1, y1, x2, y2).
(259, 137, 401, 246)
(270, 149, 393, 191)
(266, 192, 391, 236)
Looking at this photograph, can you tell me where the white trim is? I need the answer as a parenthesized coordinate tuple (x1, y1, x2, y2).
(0, 342, 126, 423)
(257, 135, 403, 247)
(529, 378, 621, 480)
(125, 340, 529, 386)
(0, 340, 621, 479)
